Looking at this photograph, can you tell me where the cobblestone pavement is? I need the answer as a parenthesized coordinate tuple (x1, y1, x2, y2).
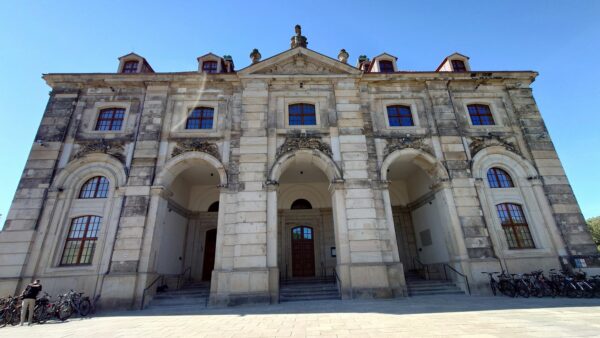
(2, 295, 600, 337)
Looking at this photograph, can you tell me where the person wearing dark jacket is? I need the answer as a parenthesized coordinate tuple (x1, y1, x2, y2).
(20, 279, 42, 326)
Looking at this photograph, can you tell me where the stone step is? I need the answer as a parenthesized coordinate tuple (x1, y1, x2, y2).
(408, 289, 465, 296)
(280, 289, 339, 297)
(280, 293, 340, 302)
(149, 297, 209, 307)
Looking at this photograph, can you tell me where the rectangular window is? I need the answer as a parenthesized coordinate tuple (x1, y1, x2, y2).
(379, 60, 394, 73)
(95, 108, 125, 131)
(451, 60, 467, 72)
(122, 61, 139, 73)
(289, 103, 316, 126)
(186, 107, 214, 129)
(387, 105, 414, 127)
(468, 104, 495, 126)
(496, 203, 535, 249)
(60, 216, 101, 265)
(202, 61, 218, 73)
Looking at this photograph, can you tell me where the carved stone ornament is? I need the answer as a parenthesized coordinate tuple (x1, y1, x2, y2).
(276, 136, 333, 158)
(73, 140, 125, 162)
(469, 135, 521, 157)
(257, 55, 344, 75)
(383, 137, 434, 157)
(172, 139, 220, 160)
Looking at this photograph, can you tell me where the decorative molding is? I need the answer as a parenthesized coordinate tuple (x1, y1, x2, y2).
(383, 137, 434, 157)
(171, 139, 220, 160)
(73, 141, 125, 162)
(276, 136, 333, 158)
(257, 55, 345, 75)
(469, 135, 521, 157)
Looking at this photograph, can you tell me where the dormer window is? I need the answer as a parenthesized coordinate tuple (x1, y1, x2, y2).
(202, 61, 218, 73)
(379, 60, 394, 73)
(122, 60, 139, 73)
(451, 60, 467, 72)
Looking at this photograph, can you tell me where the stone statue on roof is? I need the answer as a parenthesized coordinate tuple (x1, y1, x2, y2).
(290, 24, 308, 49)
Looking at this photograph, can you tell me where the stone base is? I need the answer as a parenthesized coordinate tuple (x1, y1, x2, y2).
(209, 269, 271, 307)
(339, 262, 406, 299)
(100, 273, 138, 310)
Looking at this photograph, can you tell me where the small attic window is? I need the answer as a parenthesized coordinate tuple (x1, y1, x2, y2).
(202, 61, 218, 73)
(451, 60, 467, 72)
(379, 60, 394, 73)
(122, 60, 139, 73)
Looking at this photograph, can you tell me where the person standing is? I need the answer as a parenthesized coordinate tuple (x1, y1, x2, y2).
(20, 279, 42, 326)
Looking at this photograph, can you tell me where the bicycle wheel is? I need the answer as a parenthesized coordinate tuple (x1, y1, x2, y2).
(566, 286, 582, 298)
(78, 299, 91, 317)
(489, 280, 497, 296)
(0, 309, 7, 328)
(499, 281, 516, 297)
(10, 309, 20, 326)
(34, 306, 48, 324)
(517, 284, 530, 298)
(58, 303, 73, 321)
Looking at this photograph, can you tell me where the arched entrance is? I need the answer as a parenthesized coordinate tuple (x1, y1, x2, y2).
(381, 149, 466, 279)
(151, 152, 226, 287)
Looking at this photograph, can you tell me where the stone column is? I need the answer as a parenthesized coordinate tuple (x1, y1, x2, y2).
(376, 180, 401, 263)
(265, 181, 279, 302)
(328, 180, 351, 298)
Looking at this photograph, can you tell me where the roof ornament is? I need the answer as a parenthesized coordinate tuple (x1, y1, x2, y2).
(338, 49, 349, 63)
(250, 49, 262, 64)
(290, 24, 308, 49)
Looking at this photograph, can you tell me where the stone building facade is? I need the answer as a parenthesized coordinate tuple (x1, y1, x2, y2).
(1, 27, 598, 309)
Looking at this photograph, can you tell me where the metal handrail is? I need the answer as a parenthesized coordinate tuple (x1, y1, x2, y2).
(320, 262, 326, 277)
(333, 267, 342, 299)
(140, 274, 163, 310)
(177, 266, 192, 289)
(443, 263, 471, 295)
(412, 257, 429, 280)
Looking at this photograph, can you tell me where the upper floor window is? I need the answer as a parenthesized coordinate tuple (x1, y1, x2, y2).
(451, 60, 467, 72)
(186, 107, 214, 129)
(79, 176, 109, 199)
(202, 61, 218, 73)
(387, 105, 414, 127)
(289, 103, 316, 126)
(291, 199, 312, 210)
(487, 168, 514, 188)
(467, 104, 495, 126)
(122, 61, 139, 73)
(95, 108, 125, 131)
(60, 215, 101, 265)
(496, 203, 535, 249)
(379, 60, 394, 73)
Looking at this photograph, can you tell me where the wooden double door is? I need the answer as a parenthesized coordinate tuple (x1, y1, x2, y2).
(202, 229, 217, 281)
(291, 226, 315, 277)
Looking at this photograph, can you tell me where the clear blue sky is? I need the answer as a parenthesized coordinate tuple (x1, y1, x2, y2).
(1, 1, 599, 228)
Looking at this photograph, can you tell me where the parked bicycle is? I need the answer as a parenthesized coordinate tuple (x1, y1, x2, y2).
(482, 271, 515, 297)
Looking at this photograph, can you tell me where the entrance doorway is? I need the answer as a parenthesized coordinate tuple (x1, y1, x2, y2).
(202, 229, 217, 281)
(291, 226, 315, 277)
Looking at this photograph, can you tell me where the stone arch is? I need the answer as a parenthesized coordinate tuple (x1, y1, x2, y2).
(155, 151, 228, 187)
(380, 148, 449, 182)
(269, 149, 342, 183)
(53, 153, 127, 193)
(471, 146, 538, 183)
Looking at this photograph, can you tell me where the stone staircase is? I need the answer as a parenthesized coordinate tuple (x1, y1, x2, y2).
(279, 277, 340, 302)
(146, 281, 210, 310)
(405, 271, 465, 296)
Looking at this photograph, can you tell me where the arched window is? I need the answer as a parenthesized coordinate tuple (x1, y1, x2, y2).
(387, 105, 414, 127)
(487, 168, 514, 188)
(207, 201, 219, 212)
(122, 60, 139, 73)
(95, 108, 125, 131)
(60, 215, 102, 265)
(79, 176, 109, 199)
(467, 104, 495, 126)
(289, 103, 316, 126)
(496, 203, 534, 249)
(379, 60, 394, 73)
(451, 59, 467, 72)
(291, 199, 312, 210)
(186, 107, 214, 129)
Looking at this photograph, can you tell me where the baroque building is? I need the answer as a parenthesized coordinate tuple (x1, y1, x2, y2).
(1, 26, 598, 309)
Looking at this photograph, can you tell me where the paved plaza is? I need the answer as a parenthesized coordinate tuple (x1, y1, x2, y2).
(1, 295, 600, 337)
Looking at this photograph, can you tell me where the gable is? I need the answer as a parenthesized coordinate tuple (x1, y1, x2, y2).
(239, 47, 361, 76)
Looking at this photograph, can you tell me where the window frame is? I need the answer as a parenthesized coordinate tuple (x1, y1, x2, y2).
(288, 103, 317, 126)
(60, 215, 102, 266)
(202, 61, 218, 73)
(386, 105, 415, 127)
(95, 107, 126, 131)
(467, 104, 496, 126)
(496, 203, 535, 249)
(451, 59, 467, 72)
(379, 60, 395, 73)
(79, 176, 110, 199)
(487, 167, 515, 188)
(122, 60, 139, 74)
(185, 107, 215, 130)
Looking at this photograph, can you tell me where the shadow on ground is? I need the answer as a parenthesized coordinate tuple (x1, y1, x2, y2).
(99, 295, 600, 318)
